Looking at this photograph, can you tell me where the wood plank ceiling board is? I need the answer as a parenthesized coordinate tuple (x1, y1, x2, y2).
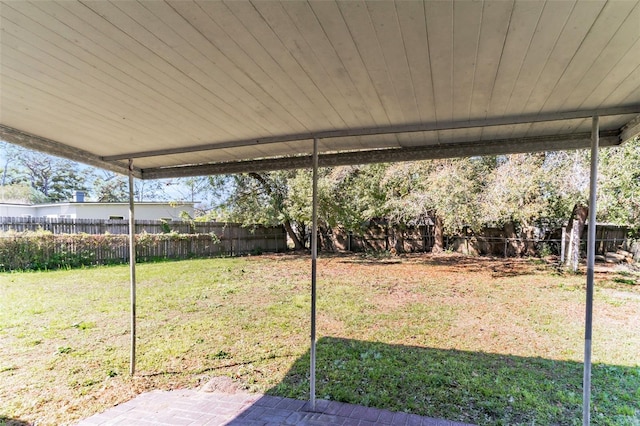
(70, 1, 254, 142)
(0, 44, 165, 149)
(481, 0, 545, 141)
(2, 1, 243, 152)
(424, 0, 454, 143)
(167, 1, 327, 134)
(500, 0, 578, 140)
(365, 1, 420, 145)
(523, 1, 607, 113)
(395, 1, 437, 126)
(222, 1, 344, 132)
(540, 1, 639, 112)
(88, 0, 286, 139)
(450, 0, 483, 145)
(264, 1, 371, 128)
(308, 1, 392, 127)
(335, 1, 402, 148)
(128, 1, 293, 135)
(1, 0, 640, 179)
(469, 1, 514, 140)
(581, 41, 640, 109)
(0, 3, 177, 151)
(559, 2, 640, 112)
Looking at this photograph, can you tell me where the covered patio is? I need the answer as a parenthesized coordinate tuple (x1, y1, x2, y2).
(1, 1, 639, 424)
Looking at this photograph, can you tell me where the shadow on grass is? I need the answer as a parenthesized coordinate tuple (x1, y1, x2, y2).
(266, 337, 640, 426)
(0, 416, 31, 426)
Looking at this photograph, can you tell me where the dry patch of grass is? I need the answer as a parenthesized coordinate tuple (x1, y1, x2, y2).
(1, 254, 638, 425)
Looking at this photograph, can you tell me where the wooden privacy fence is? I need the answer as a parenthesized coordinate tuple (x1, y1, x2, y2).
(327, 222, 630, 258)
(0, 221, 287, 271)
(0, 216, 259, 235)
(329, 224, 434, 253)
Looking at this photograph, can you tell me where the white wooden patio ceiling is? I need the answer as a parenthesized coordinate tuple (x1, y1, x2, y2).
(1, 0, 639, 179)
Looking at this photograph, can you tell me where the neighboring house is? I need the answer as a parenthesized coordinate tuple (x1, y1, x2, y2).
(0, 192, 195, 221)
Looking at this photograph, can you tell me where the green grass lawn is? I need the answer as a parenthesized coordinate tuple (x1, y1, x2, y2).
(0, 254, 639, 425)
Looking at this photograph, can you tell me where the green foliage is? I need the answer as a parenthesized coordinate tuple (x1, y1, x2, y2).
(322, 165, 388, 231)
(379, 159, 485, 234)
(421, 159, 485, 232)
(16, 149, 90, 202)
(0, 183, 48, 204)
(599, 137, 640, 231)
(92, 172, 129, 202)
(0, 230, 224, 271)
(159, 219, 172, 234)
(473, 150, 596, 236)
(0, 230, 125, 271)
(208, 172, 294, 227)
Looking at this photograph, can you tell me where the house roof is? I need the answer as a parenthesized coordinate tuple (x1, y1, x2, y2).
(29, 201, 196, 207)
(1, 1, 639, 179)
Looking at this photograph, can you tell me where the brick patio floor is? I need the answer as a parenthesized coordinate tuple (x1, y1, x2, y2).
(76, 389, 476, 426)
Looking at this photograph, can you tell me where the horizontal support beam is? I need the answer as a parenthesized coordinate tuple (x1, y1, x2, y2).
(141, 131, 620, 179)
(0, 124, 141, 177)
(104, 105, 640, 161)
(621, 114, 640, 143)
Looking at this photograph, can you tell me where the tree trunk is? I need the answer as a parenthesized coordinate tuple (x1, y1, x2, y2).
(503, 221, 520, 257)
(565, 203, 589, 271)
(524, 226, 537, 256)
(247, 172, 304, 251)
(433, 215, 444, 253)
(318, 225, 334, 252)
(283, 219, 304, 250)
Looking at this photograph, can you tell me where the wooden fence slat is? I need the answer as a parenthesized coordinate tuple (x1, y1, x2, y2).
(0, 218, 287, 270)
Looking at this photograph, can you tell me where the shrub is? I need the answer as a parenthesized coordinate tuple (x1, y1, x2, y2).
(0, 231, 217, 271)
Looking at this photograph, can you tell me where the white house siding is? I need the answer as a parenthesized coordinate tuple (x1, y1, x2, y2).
(0, 202, 195, 221)
(36, 204, 78, 218)
(0, 204, 33, 217)
(68, 203, 195, 220)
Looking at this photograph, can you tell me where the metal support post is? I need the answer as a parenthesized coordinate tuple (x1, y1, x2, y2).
(561, 227, 566, 263)
(310, 138, 319, 410)
(583, 116, 599, 425)
(128, 159, 137, 376)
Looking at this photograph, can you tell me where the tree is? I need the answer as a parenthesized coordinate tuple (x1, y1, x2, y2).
(0, 142, 23, 187)
(598, 137, 640, 232)
(92, 171, 129, 202)
(420, 159, 484, 252)
(480, 154, 553, 255)
(0, 183, 48, 204)
(16, 150, 89, 202)
(207, 171, 307, 249)
(166, 176, 215, 215)
(133, 179, 168, 202)
(374, 159, 485, 252)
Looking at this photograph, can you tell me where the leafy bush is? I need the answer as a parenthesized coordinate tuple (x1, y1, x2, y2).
(0, 231, 224, 271)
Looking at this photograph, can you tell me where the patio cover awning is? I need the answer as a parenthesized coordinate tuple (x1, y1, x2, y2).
(2, 2, 639, 424)
(1, 0, 639, 178)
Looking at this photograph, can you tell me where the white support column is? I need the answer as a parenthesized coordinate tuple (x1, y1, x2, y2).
(128, 159, 137, 376)
(583, 116, 599, 425)
(310, 138, 319, 410)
